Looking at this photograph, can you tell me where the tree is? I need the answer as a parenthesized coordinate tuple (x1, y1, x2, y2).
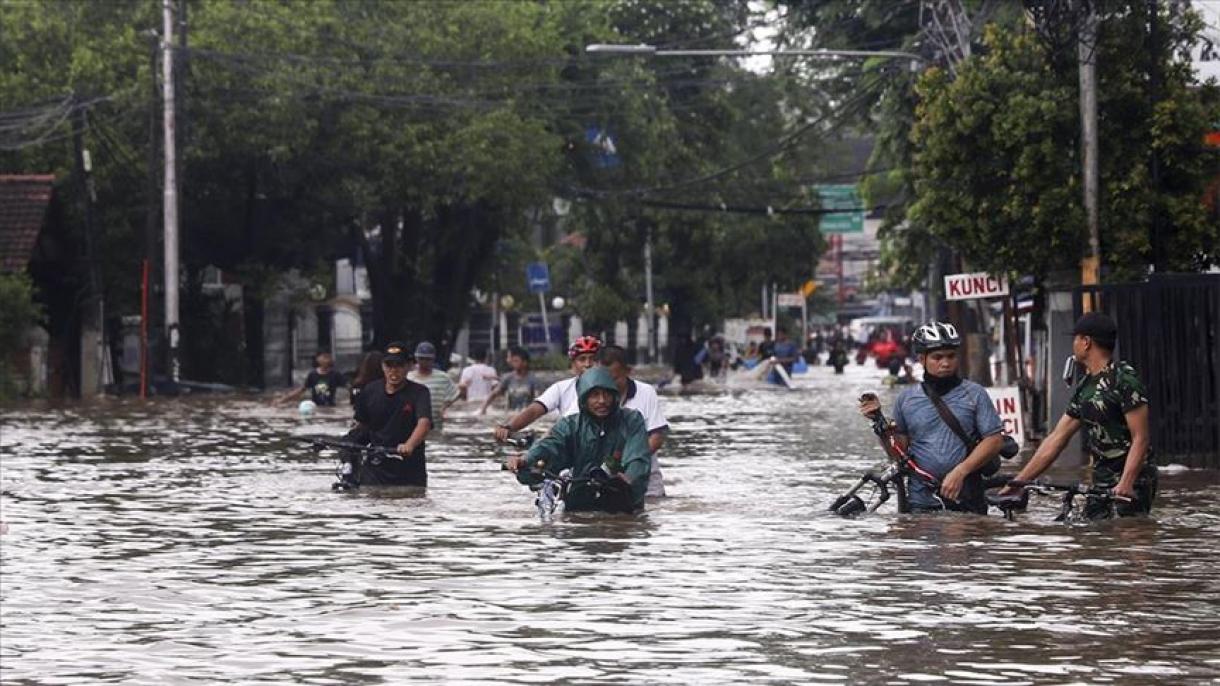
(909, 10, 1220, 282)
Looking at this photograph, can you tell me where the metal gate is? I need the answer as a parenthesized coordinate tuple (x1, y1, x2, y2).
(1074, 274, 1220, 469)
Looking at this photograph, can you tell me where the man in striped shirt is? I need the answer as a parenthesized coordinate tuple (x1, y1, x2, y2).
(408, 341, 459, 432)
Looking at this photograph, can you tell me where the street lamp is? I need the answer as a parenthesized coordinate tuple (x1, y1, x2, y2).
(586, 43, 924, 65)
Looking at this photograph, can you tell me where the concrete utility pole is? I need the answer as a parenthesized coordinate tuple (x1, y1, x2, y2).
(162, 0, 180, 383)
(1078, 0, 1101, 307)
(73, 103, 108, 395)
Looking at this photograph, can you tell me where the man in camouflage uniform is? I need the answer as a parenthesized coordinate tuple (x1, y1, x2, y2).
(1002, 313, 1156, 518)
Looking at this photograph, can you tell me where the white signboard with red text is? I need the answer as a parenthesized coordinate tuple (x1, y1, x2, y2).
(986, 386, 1024, 448)
(944, 272, 1009, 301)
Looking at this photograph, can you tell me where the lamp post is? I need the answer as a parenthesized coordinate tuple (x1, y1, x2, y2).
(586, 44, 926, 85)
(586, 43, 924, 66)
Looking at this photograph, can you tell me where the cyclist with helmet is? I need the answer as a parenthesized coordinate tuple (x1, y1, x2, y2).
(858, 321, 1005, 513)
(492, 335, 602, 443)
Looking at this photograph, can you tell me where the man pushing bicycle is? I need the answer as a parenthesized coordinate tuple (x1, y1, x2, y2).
(857, 321, 1005, 514)
(999, 313, 1156, 519)
(504, 366, 651, 513)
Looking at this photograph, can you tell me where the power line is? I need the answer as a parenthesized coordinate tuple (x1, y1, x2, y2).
(636, 198, 888, 216)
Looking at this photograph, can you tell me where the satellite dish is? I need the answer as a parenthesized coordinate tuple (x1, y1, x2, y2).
(308, 283, 328, 301)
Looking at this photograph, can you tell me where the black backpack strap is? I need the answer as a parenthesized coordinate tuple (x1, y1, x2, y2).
(920, 382, 978, 453)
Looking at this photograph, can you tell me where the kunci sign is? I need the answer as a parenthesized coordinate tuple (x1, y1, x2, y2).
(944, 272, 1009, 301)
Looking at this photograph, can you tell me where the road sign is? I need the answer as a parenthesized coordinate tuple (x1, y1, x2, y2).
(585, 126, 621, 168)
(814, 185, 864, 234)
(526, 262, 550, 294)
(944, 272, 1009, 301)
(777, 292, 805, 307)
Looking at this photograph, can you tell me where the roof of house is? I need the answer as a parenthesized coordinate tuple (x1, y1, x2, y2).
(0, 174, 55, 272)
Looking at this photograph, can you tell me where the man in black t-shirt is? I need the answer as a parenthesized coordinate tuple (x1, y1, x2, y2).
(342, 341, 433, 487)
(275, 352, 346, 406)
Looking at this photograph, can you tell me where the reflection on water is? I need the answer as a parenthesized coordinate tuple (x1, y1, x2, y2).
(3, 364, 1219, 684)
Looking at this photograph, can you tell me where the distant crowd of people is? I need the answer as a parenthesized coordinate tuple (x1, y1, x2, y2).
(681, 323, 914, 383)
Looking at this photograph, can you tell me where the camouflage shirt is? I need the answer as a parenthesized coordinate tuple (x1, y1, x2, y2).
(1066, 359, 1150, 470)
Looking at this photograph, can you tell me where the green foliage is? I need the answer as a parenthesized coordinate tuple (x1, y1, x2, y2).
(2, 0, 839, 382)
(780, 0, 1220, 287)
(0, 272, 44, 398)
(910, 28, 1086, 278)
(0, 271, 42, 351)
(909, 12, 1220, 281)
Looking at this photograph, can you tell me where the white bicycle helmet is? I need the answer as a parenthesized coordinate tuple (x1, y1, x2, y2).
(911, 321, 961, 354)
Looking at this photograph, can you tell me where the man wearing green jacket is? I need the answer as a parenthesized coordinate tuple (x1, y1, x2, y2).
(505, 366, 652, 513)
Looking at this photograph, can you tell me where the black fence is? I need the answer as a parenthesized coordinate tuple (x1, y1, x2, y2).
(1074, 274, 1220, 469)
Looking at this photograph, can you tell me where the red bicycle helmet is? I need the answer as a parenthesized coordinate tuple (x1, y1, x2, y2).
(568, 335, 603, 359)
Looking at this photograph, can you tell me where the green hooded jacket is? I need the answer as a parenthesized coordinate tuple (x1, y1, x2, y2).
(521, 366, 652, 508)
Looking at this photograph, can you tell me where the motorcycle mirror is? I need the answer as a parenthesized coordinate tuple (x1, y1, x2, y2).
(1061, 355, 1080, 388)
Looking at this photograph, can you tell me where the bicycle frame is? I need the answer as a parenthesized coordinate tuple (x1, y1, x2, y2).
(304, 437, 402, 491)
(986, 478, 1117, 522)
(830, 397, 941, 517)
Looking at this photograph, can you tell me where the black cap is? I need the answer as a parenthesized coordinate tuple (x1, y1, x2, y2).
(1070, 312, 1118, 342)
(383, 341, 410, 364)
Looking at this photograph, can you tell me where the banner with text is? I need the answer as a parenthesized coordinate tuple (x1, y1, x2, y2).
(777, 292, 805, 308)
(944, 272, 1009, 301)
(986, 386, 1025, 448)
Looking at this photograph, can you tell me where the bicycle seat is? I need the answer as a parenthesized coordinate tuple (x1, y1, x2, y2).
(986, 491, 1030, 512)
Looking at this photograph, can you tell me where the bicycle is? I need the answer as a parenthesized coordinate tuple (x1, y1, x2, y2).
(500, 432, 633, 518)
(985, 477, 1124, 522)
(829, 394, 945, 516)
(832, 391, 1026, 516)
(302, 436, 405, 491)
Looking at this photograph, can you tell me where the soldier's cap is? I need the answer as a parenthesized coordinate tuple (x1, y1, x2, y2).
(383, 341, 411, 364)
(1070, 312, 1118, 343)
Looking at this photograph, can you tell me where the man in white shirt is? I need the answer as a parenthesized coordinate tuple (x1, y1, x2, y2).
(458, 347, 499, 402)
(583, 345, 669, 497)
(492, 336, 602, 442)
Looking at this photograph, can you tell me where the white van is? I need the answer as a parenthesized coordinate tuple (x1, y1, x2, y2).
(848, 316, 914, 344)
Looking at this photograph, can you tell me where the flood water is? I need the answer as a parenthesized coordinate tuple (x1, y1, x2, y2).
(2, 364, 1219, 684)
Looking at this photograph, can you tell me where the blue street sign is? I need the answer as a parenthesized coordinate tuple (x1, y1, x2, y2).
(585, 126, 621, 168)
(526, 262, 550, 294)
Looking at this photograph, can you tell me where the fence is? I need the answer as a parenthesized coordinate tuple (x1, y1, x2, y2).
(1074, 274, 1220, 469)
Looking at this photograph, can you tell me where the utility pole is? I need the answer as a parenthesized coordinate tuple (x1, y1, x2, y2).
(644, 223, 656, 363)
(1078, 0, 1101, 309)
(141, 35, 160, 398)
(1148, 0, 1163, 273)
(161, 0, 180, 385)
(72, 102, 107, 396)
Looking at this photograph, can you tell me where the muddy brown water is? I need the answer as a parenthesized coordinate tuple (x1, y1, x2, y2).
(2, 365, 1218, 684)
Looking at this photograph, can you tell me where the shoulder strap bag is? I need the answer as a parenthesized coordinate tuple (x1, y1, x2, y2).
(921, 381, 1000, 478)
